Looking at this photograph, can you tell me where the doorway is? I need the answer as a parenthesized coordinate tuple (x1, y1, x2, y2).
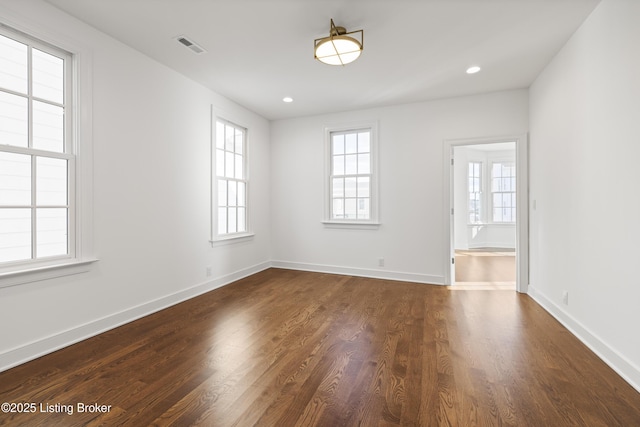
(454, 142, 516, 289)
(443, 135, 529, 292)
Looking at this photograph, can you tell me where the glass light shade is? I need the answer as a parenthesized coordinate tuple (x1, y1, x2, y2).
(315, 35, 362, 66)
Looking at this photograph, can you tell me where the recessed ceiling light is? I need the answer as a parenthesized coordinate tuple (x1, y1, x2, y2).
(466, 66, 481, 74)
(283, 97, 293, 103)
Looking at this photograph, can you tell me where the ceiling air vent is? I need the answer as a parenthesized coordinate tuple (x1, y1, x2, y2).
(175, 35, 206, 54)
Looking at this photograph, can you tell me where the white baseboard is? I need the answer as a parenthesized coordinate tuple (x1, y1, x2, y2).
(271, 260, 444, 285)
(467, 242, 516, 250)
(0, 261, 271, 373)
(528, 285, 640, 394)
(6, 262, 638, 401)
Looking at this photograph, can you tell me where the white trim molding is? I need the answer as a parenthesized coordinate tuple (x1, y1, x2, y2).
(323, 120, 380, 227)
(0, 12, 95, 288)
(443, 133, 529, 293)
(271, 260, 443, 285)
(528, 285, 640, 394)
(0, 261, 271, 373)
(211, 115, 250, 240)
(0, 258, 97, 289)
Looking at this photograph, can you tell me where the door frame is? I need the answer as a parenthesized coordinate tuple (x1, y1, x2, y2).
(443, 134, 529, 293)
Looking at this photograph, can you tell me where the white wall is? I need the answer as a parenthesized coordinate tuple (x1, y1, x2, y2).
(270, 90, 528, 283)
(529, 0, 640, 390)
(0, 0, 271, 371)
(453, 147, 516, 250)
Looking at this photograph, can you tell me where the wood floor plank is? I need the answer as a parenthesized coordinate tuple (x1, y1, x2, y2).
(1, 268, 640, 426)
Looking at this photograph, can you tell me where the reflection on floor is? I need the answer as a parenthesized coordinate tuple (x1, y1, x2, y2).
(453, 248, 516, 290)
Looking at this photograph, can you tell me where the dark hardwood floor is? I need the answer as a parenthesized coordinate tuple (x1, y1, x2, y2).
(1, 268, 639, 426)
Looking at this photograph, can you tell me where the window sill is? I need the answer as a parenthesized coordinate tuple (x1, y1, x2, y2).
(0, 258, 99, 289)
(322, 221, 381, 230)
(210, 232, 255, 246)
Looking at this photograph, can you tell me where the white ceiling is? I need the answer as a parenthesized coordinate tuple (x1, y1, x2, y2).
(45, 0, 600, 121)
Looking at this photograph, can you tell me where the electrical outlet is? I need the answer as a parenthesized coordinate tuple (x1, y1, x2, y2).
(378, 257, 384, 267)
(206, 267, 212, 277)
(562, 290, 569, 305)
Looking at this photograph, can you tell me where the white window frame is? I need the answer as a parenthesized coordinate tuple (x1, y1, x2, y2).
(0, 20, 95, 288)
(490, 160, 516, 224)
(323, 121, 379, 229)
(468, 160, 482, 224)
(211, 114, 252, 242)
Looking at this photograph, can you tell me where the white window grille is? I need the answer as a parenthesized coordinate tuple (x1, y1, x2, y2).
(213, 119, 248, 238)
(0, 28, 74, 268)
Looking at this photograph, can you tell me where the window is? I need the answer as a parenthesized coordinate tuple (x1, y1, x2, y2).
(0, 28, 74, 268)
(326, 125, 377, 224)
(491, 162, 516, 223)
(329, 128, 374, 222)
(468, 161, 482, 223)
(213, 118, 248, 238)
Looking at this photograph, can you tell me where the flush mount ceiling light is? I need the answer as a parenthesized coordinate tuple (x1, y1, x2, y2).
(314, 19, 363, 66)
(466, 66, 481, 74)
